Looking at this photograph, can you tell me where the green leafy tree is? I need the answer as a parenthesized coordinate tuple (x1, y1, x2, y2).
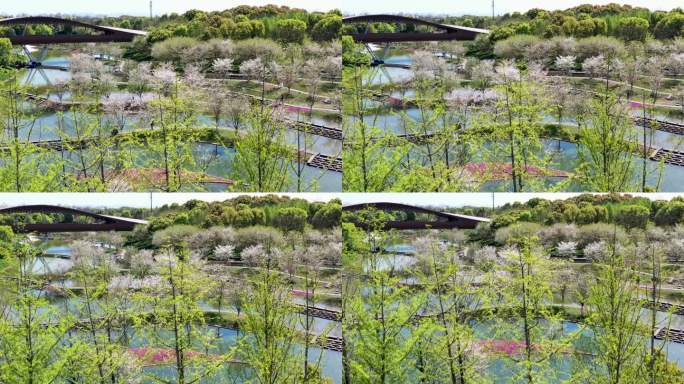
(312, 16, 342, 41)
(145, 69, 202, 191)
(238, 250, 304, 383)
(0, 75, 63, 191)
(615, 205, 650, 229)
(232, 107, 291, 191)
(68, 241, 134, 384)
(342, 66, 408, 191)
(272, 207, 308, 233)
(413, 234, 490, 384)
(274, 19, 307, 44)
(0, 38, 14, 67)
(311, 202, 342, 229)
(494, 235, 579, 383)
(343, 213, 428, 383)
(577, 93, 637, 192)
(0, 231, 79, 383)
(586, 233, 646, 383)
(485, 61, 549, 192)
(653, 13, 684, 39)
(616, 17, 649, 41)
(132, 250, 225, 384)
(654, 201, 684, 226)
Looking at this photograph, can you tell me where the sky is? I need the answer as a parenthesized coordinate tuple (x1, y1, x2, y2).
(0, 0, 340, 17)
(342, 0, 682, 16)
(0, 193, 338, 209)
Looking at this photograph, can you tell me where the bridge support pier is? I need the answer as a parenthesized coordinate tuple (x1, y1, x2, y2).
(23, 66, 51, 86)
(364, 42, 392, 65)
(20, 45, 68, 86)
(22, 45, 49, 67)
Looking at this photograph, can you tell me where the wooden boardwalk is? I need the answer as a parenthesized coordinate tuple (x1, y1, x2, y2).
(655, 327, 684, 344)
(319, 335, 343, 352)
(286, 119, 342, 140)
(645, 301, 684, 316)
(650, 148, 684, 167)
(295, 304, 341, 321)
(307, 153, 342, 172)
(632, 116, 684, 135)
(0, 137, 94, 152)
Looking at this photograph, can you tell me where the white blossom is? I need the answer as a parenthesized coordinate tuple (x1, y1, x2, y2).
(582, 55, 606, 79)
(212, 58, 234, 76)
(240, 57, 274, 81)
(213, 244, 235, 261)
(152, 63, 177, 92)
(182, 64, 204, 86)
(495, 60, 520, 83)
(446, 88, 498, 106)
(556, 241, 577, 258)
(583, 241, 607, 261)
(555, 55, 576, 73)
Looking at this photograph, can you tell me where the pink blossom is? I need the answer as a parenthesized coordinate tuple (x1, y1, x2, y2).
(129, 347, 207, 364)
(287, 105, 311, 113)
(291, 289, 312, 297)
(464, 162, 569, 180)
(478, 339, 528, 357)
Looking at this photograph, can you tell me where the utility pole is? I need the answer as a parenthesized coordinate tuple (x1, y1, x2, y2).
(491, 0, 495, 19)
(149, 0, 153, 18)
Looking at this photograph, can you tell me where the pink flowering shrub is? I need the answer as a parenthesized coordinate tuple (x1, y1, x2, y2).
(478, 340, 529, 357)
(290, 288, 313, 297)
(286, 105, 311, 113)
(129, 348, 204, 364)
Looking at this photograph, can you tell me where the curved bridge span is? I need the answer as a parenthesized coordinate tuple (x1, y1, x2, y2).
(343, 202, 490, 230)
(0, 205, 148, 233)
(0, 16, 146, 45)
(343, 14, 488, 43)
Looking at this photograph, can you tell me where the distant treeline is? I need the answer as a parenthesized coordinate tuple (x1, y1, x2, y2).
(2, 5, 342, 43)
(344, 4, 683, 44)
(440, 193, 684, 230)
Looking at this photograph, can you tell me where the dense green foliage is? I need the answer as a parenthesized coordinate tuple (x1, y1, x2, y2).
(117, 5, 341, 59)
(407, 195, 684, 244)
(122, 195, 341, 248)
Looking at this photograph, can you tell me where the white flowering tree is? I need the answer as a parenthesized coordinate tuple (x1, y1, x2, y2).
(213, 244, 235, 261)
(241, 57, 276, 107)
(212, 58, 234, 78)
(556, 241, 578, 258)
(583, 240, 607, 261)
(555, 55, 575, 75)
(582, 55, 606, 80)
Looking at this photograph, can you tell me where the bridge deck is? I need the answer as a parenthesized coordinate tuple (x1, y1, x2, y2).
(0, 16, 146, 45)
